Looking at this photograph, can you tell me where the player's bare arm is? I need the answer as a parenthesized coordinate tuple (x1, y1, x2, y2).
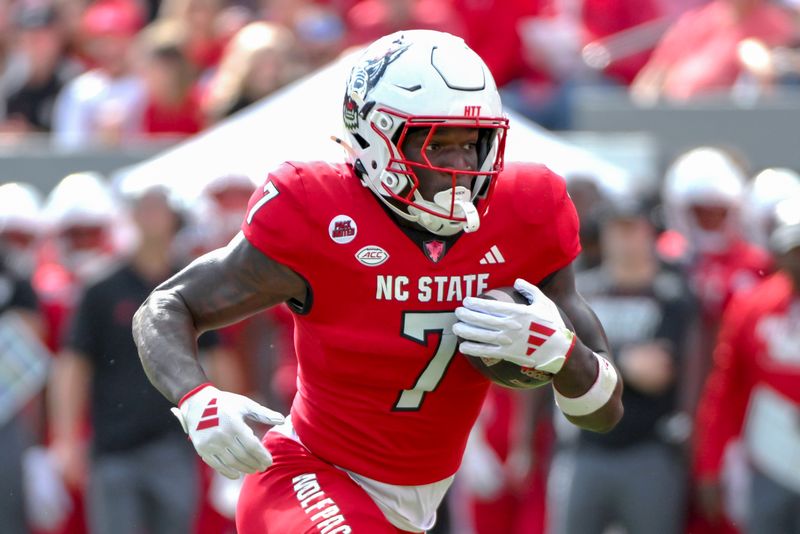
(133, 232, 306, 404)
(540, 263, 624, 432)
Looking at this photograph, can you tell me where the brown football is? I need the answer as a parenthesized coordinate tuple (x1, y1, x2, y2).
(462, 286, 555, 389)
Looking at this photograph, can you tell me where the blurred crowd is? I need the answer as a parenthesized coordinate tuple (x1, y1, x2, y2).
(3, 0, 800, 533)
(2, 0, 800, 145)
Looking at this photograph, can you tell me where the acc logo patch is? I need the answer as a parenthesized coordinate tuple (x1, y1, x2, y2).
(355, 246, 389, 267)
(329, 215, 358, 244)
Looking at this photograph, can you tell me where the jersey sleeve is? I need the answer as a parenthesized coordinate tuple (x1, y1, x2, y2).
(514, 164, 581, 279)
(693, 291, 754, 480)
(241, 162, 315, 275)
(550, 172, 581, 267)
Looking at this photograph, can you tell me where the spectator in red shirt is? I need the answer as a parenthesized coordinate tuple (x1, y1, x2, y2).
(344, 0, 466, 48)
(631, 0, 796, 103)
(201, 21, 299, 124)
(158, 0, 230, 74)
(581, 0, 666, 85)
(137, 21, 205, 138)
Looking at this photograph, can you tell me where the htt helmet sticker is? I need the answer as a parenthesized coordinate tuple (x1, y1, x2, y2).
(343, 38, 411, 132)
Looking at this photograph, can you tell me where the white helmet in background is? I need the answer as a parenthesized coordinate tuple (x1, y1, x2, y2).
(43, 171, 118, 280)
(44, 172, 116, 230)
(744, 168, 800, 247)
(174, 174, 258, 261)
(662, 147, 746, 254)
(342, 30, 509, 236)
(770, 194, 800, 255)
(0, 182, 43, 277)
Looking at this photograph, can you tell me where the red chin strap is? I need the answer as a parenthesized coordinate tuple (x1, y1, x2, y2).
(371, 108, 509, 222)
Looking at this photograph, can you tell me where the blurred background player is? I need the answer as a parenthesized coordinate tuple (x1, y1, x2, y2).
(742, 167, 800, 249)
(551, 197, 697, 534)
(34, 171, 122, 534)
(0, 181, 51, 534)
(177, 172, 297, 534)
(694, 194, 800, 534)
(0, 181, 43, 278)
(659, 146, 771, 410)
(47, 182, 225, 534)
(659, 146, 771, 533)
(456, 385, 552, 534)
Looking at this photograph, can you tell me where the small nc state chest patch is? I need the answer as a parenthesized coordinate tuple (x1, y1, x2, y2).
(423, 240, 445, 263)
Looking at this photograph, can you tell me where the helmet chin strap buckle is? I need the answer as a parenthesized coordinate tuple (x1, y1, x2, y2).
(456, 200, 480, 233)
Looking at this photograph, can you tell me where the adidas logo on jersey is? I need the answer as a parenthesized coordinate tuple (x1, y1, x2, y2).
(479, 245, 505, 265)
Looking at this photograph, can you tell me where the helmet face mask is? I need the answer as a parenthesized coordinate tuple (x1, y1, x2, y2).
(342, 30, 508, 236)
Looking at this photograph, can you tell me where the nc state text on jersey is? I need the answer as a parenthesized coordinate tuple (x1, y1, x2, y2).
(376, 274, 490, 302)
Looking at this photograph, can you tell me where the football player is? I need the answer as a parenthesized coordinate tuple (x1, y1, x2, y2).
(694, 194, 800, 533)
(133, 30, 623, 533)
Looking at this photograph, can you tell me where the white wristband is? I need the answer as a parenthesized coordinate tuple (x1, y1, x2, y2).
(554, 353, 617, 417)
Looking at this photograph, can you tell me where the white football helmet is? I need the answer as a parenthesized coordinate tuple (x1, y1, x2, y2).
(770, 194, 800, 254)
(0, 182, 42, 234)
(662, 147, 746, 254)
(43, 172, 119, 280)
(744, 168, 800, 247)
(44, 172, 117, 230)
(0, 182, 43, 276)
(341, 30, 509, 236)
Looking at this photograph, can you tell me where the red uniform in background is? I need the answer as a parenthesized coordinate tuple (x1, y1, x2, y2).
(466, 386, 554, 534)
(695, 273, 800, 524)
(237, 159, 580, 531)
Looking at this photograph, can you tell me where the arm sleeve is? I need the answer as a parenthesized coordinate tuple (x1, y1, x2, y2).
(241, 162, 314, 276)
(65, 287, 100, 362)
(693, 293, 753, 480)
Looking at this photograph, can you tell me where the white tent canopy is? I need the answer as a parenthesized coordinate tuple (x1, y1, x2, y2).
(116, 53, 631, 202)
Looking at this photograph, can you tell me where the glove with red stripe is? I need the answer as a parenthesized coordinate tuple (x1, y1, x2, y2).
(453, 278, 576, 374)
(171, 383, 285, 479)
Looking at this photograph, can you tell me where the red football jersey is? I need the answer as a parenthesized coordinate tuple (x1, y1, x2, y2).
(242, 161, 580, 485)
(694, 273, 800, 481)
(689, 239, 772, 325)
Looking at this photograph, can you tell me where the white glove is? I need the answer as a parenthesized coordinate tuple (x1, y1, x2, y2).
(453, 278, 575, 373)
(172, 384, 285, 480)
(22, 446, 72, 531)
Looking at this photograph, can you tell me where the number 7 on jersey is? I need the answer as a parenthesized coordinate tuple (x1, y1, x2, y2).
(246, 180, 279, 224)
(393, 311, 459, 411)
